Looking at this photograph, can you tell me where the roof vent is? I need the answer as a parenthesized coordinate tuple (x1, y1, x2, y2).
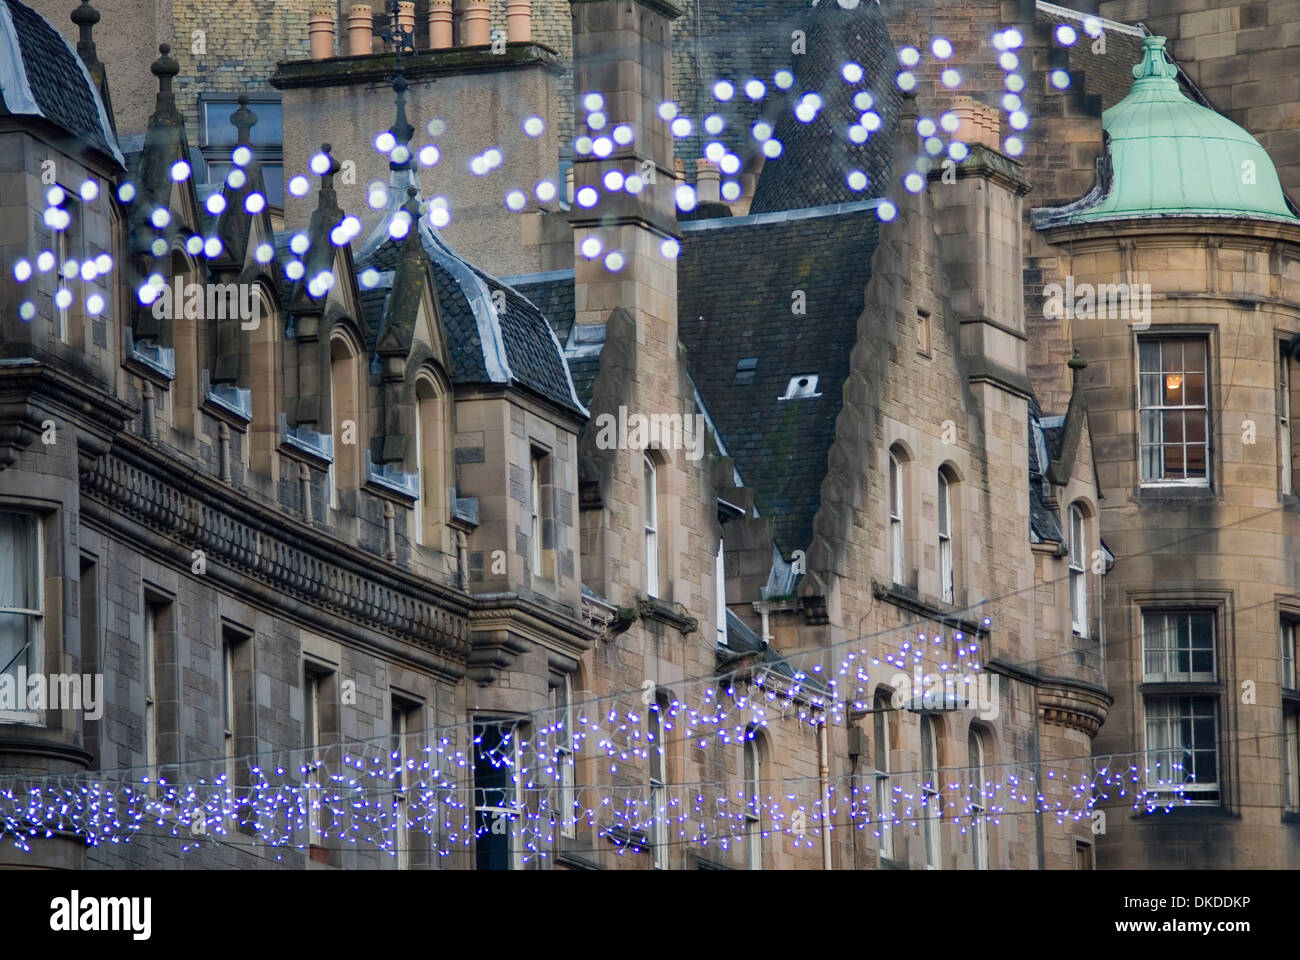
(778, 374, 821, 400)
(735, 357, 758, 385)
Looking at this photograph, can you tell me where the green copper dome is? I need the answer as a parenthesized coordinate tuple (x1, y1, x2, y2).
(1066, 36, 1296, 223)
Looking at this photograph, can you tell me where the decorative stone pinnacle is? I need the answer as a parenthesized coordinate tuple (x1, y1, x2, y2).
(150, 44, 180, 118)
(72, 0, 101, 67)
(1133, 36, 1178, 82)
(231, 94, 258, 147)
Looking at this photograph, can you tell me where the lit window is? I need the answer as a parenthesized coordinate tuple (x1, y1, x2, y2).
(1139, 338, 1209, 485)
(1069, 504, 1087, 637)
(0, 512, 41, 724)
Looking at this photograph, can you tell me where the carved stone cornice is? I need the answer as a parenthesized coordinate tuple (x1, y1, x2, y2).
(80, 435, 472, 667)
(0, 359, 135, 471)
(1037, 680, 1112, 737)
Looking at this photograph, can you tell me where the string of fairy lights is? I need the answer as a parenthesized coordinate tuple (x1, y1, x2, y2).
(3, 13, 1231, 863)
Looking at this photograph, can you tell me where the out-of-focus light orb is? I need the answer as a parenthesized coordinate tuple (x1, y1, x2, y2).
(138, 282, 158, 305)
(862, 111, 882, 132)
(1004, 136, 1024, 156)
(1051, 69, 1072, 89)
(388, 211, 411, 239)
(79, 179, 99, 202)
(367, 183, 388, 209)
(535, 180, 557, 203)
(426, 118, 447, 137)
(359, 267, 381, 288)
(204, 236, 223, 257)
(603, 170, 625, 191)
(233, 146, 253, 167)
(44, 207, 71, 230)
(46, 186, 65, 207)
(917, 118, 936, 137)
(924, 136, 944, 155)
(719, 153, 740, 175)
(484, 148, 503, 169)
(576, 186, 599, 208)
(1003, 28, 1023, 49)
(613, 124, 634, 145)
(1083, 16, 1102, 37)
(290, 233, 310, 255)
(80, 259, 98, 281)
(773, 70, 794, 89)
(853, 91, 874, 111)
(18, 301, 36, 321)
(932, 37, 953, 59)
(897, 71, 917, 92)
(288, 175, 310, 197)
(848, 124, 867, 144)
(795, 101, 817, 123)
(1002, 93, 1023, 111)
(704, 114, 725, 135)
(603, 251, 625, 272)
(96, 253, 112, 273)
(762, 138, 784, 159)
(330, 225, 349, 245)
(86, 293, 105, 316)
(580, 236, 602, 259)
(592, 137, 613, 157)
(429, 197, 451, 228)
(671, 117, 693, 138)
(55, 288, 73, 309)
(583, 92, 604, 112)
(391, 144, 410, 166)
(419, 145, 440, 166)
(752, 121, 773, 141)
(941, 68, 961, 88)
(375, 132, 397, 153)
(118, 183, 136, 203)
(587, 111, 607, 130)
(675, 183, 697, 212)
(1006, 73, 1025, 92)
(505, 189, 527, 212)
(12, 259, 32, 282)
(1056, 24, 1077, 45)
(842, 62, 864, 83)
(244, 192, 266, 214)
(660, 238, 680, 259)
(721, 180, 741, 201)
(904, 172, 925, 193)
(705, 141, 725, 163)
(713, 80, 734, 101)
(470, 155, 490, 176)
(999, 51, 1018, 71)
(341, 215, 361, 237)
(877, 200, 898, 221)
(575, 135, 594, 155)
(625, 175, 644, 194)
(151, 208, 171, 229)
(948, 141, 969, 161)
(846, 169, 869, 192)
(59, 259, 80, 278)
(745, 79, 766, 100)
(940, 112, 960, 133)
(254, 243, 274, 264)
(899, 46, 920, 67)
(836, 0, 859, 9)
(523, 116, 545, 137)
(36, 251, 55, 272)
(658, 101, 678, 121)
(153, 237, 170, 256)
(226, 168, 247, 189)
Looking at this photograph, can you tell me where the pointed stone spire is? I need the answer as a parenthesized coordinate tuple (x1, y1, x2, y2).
(231, 94, 258, 147)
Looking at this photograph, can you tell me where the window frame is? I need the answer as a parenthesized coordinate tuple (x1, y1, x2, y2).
(305, 668, 324, 847)
(921, 715, 941, 869)
(889, 452, 905, 585)
(551, 674, 576, 840)
(1282, 619, 1297, 692)
(968, 726, 988, 870)
(937, 470, 953, 604)
(1142, 609, 1217, 684)
(873, 691, 893, 861)
(1069, 504, 1088, 637)
(0, 511, 43, 725)
(743, 730, 762, 870)
(715, 536, 728, 647)
(1143, 694, 1220, 803)
(643, 453, 659, 598)
(197, 93, 285, 208)
(648, 694, 668, 868)
(1137, 336, 1211, 488)
(1281, 340, 1294, 496)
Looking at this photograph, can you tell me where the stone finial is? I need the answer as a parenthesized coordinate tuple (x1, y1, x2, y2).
(71, 0, 101, 69)
(150, 43, 180, 118)
(317, 143, 342, 187)
(1068, 347, 1087, 385)
(231, 94, 258, 147)
(1133, 35, 1178, 82)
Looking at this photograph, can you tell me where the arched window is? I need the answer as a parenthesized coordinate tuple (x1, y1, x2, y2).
(938, 469, 954, 603)
(744, 727, 763, 870)
(921, 715, 941, 869)
(413, 374, 449, 547)
(968, 725, 988, 869)
(329, 331, 363, 510)
(648, 691, 670, 868)
(643, 453, 659, 598)
(1069, 503, 1088, 637)
(889, 448, 906, 585)
(873, 689, 893, 860)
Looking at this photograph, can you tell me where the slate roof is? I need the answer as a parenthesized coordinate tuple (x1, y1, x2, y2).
(1027, 395, 1065, 545)
(0, 0, 123, 167)
(359, 214, 584, 417)
(679, 201, 882, 556)
(748, 0, 900, 214)
(506, 269, 605, 409)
